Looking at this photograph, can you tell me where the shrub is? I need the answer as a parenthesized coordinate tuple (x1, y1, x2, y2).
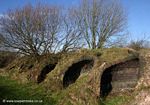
(128, 40, 150, 51)
(0, 51, 17, 68)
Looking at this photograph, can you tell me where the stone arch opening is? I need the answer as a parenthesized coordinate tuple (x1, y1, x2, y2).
(100, 58, 140, 98)
(63, 59, 94, 88)
(37, 63, 57, 83)
(100, 67, 113, 98)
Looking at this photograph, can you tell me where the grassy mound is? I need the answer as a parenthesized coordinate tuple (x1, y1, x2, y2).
(0, 51, 17, 68)
(6, 53, 60, 83)
(0, 48, 141, 105)
(41, 48, 139, 105)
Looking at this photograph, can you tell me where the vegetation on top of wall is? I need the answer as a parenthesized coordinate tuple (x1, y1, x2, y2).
(0, 51, 17, 68)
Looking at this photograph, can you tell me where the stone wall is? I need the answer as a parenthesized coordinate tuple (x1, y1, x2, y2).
(136, 50, 150, 89)
(100, 58, 140, 97)
(111, 58, 140, 90)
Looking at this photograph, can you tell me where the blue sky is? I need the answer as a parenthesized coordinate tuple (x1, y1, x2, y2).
(122, 0, 150, 40)
(0, 0, 150, 41)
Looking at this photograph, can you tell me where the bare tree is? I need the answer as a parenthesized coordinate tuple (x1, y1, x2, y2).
(128, 35, 150, 50)
(54, 8, 84, 53)
(72, 0, 127, 49)
(0, 4, 61, 56)
(0, 1, 127, 56)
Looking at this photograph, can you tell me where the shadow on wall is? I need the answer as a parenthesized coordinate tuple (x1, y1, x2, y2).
(37, 63, 57, 83)
(100, 58, 140, 98)
(100, 68, 112, 98)
(63, 59, 94, 88)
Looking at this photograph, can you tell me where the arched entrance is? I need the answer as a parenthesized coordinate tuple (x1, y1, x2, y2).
(100, 58, 140, 98)
(63, 59, 94, 88)
(37, 63, 57, 83)
(100, 66, 113, 98)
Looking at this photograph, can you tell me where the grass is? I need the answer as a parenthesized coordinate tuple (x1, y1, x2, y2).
(100, 48, 135, 63)
(99, 95, 131, 105)
(0, 75, 135, 105)
(0, 76, 56, 105)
